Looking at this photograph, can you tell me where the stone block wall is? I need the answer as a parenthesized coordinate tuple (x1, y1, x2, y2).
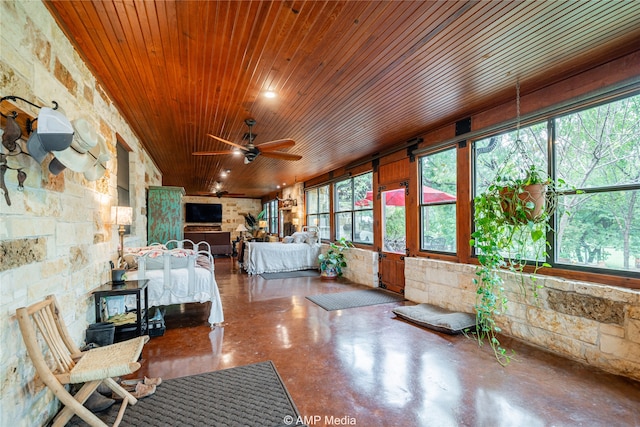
(342, 246, 378, 288)
(0, 1, 161, 425)
(404, 257, 640, 381)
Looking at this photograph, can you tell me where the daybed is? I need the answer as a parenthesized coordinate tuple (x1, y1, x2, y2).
(123, 240, 224, 326)
(242, 227, 321, 275)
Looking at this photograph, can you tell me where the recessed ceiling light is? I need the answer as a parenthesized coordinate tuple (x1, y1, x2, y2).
(264, 91, 277, 99)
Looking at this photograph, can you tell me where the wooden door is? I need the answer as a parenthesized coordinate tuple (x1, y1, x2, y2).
(378, 183, 407, 294)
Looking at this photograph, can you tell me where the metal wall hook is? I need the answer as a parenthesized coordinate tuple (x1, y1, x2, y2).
(1, 96, 59, 134)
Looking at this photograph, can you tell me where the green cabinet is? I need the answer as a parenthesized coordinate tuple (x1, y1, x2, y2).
(147, 186, 185, 244)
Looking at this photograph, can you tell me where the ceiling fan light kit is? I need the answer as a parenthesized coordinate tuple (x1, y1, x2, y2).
(193, 118, 302, 164)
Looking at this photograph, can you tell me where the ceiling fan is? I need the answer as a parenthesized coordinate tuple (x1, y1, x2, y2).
(192, 190, 245, 198)
(192, 118, 302, 164)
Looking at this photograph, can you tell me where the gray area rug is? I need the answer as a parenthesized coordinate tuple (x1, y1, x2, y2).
(260, 269, 320, 280)
(67, 361, 306, 427)
(306, 288, 405, 311)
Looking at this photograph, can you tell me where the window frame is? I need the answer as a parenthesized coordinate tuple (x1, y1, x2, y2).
(418, 146, 458, 254)
(334, 172, 374, 245)
(471, 92, 640, 279)
(116, 141, 131, 235)
(262, 200, 278, 234)
(305, 185, 331, 241)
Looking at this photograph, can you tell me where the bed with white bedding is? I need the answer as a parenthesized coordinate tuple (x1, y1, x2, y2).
(242, 228, 321, 275)
(123, 240, 224, 326)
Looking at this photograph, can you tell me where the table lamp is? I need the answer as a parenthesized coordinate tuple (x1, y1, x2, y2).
(111, 206, 133, 261)
(258, 220, 268, 229)
(236, 223, 248, 240)
(292, 217, 299, 231)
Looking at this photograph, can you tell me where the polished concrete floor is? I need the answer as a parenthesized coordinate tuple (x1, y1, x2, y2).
(134, 257, 640, 427)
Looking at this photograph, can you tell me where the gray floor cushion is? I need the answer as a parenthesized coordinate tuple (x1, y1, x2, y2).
(393, 303, 476, 334)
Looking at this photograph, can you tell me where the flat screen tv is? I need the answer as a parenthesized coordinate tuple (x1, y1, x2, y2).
(185, 203, 222, 223)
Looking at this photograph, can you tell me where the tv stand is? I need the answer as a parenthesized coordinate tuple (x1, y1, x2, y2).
(183, 228, 231, 255)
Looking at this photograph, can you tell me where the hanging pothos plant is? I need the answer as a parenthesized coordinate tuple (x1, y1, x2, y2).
(470, 163, 563, 364)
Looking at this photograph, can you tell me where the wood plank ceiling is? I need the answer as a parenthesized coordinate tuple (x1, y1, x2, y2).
(43, 1, 640, 198)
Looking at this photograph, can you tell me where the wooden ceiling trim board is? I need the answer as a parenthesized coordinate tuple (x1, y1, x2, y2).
(102, 0, 166, 153)
(376, 2, 592, 125)
(190, 2, 219, 182)
(308, 3, 496, 142)
(198, 2, 228, 158)
(242, 3, 313, 125)
(277, 2, 389, 120)
(280, 2, 372, 117)
(259, 1, 307, 90)
(214, 2, 273, 142)
(275, 1, 336, 92)
(235, 2, 284, 113)
(352, 1, 524, 105)
(204, 3, 248, 146)
(309, 1, 437, 113)
(197, 3, 231, 157)
(137, 1, 183, 149)
(291, 1, 477, 135)
(47, 1, 144, 129)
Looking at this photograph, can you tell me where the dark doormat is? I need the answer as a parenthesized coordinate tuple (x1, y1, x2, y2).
(66, 361, 306, 426)
(306, 288, 405, 311)
(260, 269, 320, 280)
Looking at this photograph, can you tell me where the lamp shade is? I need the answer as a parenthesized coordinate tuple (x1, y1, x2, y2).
(258, 220, 268, 228)
(236, 224, 248, 232)
(292, 218, 299, 225)
(111, 206, 133, 225)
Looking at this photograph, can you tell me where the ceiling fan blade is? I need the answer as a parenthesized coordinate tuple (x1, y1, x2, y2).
(207, 134, 248, 151)
(259, 151, 302, 161)
(192, 150, 237, 156)
(255, 139, 295, 152)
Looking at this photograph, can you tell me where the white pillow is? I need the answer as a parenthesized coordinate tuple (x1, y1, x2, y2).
(291, 231, 310, 244)
(282, 236, 294, 244)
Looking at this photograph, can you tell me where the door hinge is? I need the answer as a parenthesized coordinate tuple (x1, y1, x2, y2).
(400, 180, 409, 195)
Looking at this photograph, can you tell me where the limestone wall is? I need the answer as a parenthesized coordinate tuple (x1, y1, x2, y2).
(0, 1, 161, 425)
(404, 257, 640, 381)
(342, 246, 378, 288)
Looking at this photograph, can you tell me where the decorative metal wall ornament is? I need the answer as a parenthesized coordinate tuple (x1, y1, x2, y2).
(0, 95, 60, 205)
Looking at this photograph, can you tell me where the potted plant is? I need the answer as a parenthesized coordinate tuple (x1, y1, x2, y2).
(318, 237, 354, 279)
(470, 164, 560, 364)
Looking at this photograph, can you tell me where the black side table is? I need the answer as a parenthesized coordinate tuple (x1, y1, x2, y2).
(93, 279, 149, 342)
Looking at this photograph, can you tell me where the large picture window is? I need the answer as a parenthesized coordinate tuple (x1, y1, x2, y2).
(335, 172, 373, 244)
(474, 123, 549, 263)
(263, 200, 278, 234)
(473, 93, 640, 274)
(419, 148, 457, 252)
(306, 185, 330, 240)
(554, 95, 640, 272)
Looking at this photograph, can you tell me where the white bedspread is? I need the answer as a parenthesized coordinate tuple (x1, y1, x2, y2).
(127, 268, 223, 326)
(124, 241, 224, 326)
(243, 241, 320, 275)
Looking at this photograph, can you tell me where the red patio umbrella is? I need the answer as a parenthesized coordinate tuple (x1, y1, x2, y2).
(355, 186, 455, 207)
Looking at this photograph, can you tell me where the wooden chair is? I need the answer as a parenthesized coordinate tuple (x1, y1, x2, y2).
(16, 295, 149, 427)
